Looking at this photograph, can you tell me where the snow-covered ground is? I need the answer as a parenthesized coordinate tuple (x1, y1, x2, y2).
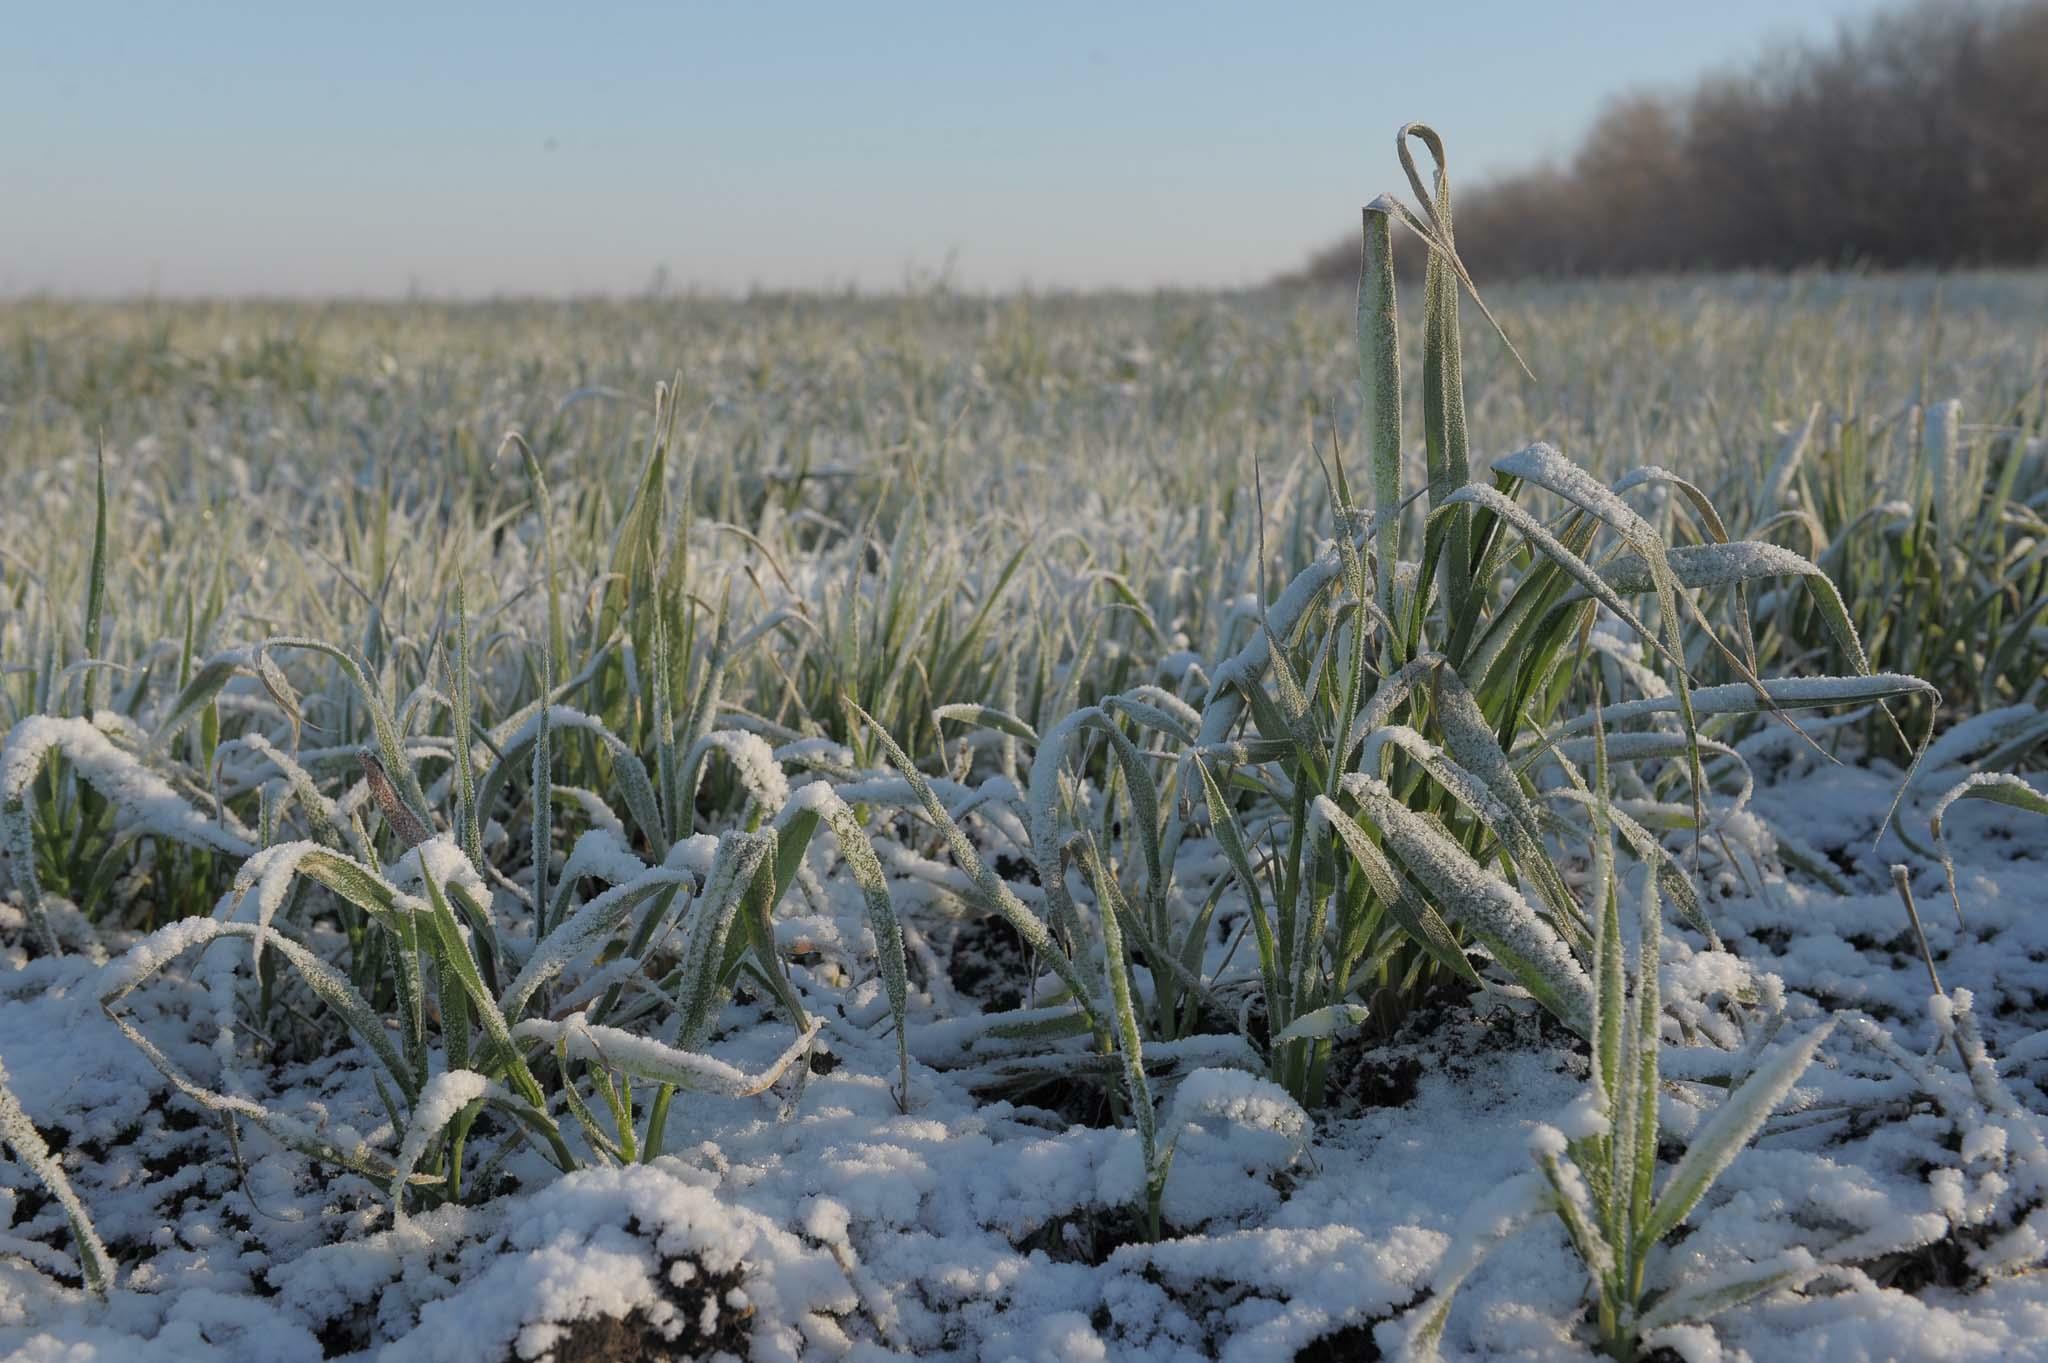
(0, 733, 2041, 1363)
(3, 280, 2044, 1362)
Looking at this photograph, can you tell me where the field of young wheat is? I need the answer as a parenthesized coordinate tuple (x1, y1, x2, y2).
(2, 148, 2046, 1361)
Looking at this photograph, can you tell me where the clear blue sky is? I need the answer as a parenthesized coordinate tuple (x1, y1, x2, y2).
(2, 0, 1896, 297)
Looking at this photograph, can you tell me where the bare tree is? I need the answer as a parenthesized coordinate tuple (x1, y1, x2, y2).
(1289, 0, 2048, 283)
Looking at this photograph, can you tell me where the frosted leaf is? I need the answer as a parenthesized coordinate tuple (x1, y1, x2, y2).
(390, 1070, 504, 1219)
(500, 866, 693, 1019)
(1590, 540, 1822, 597)
(683, 730, 791, 814)
(1494, 442, 1657, 542)
(2, 715, 255, 860)
(511, 1013, 820, 1097)
(1341, 775, 1593, 1035)
(1546, 674, 1935, 740)
(1930, 773, 2048, 926)
(218, 838, 326, 971)
(1195, 544, 1351, 747)
(1645, 1020, 1835, 1245)
(387, 835, 490, 909)
(1400, 1171, 1550, 1362)
(0, 1055, 111, 1295)
(1761, 403, 1822, 508)
(1914, 707, 2046, 788)
(553, 826, 652, 893)
(482, 704, 666, 857)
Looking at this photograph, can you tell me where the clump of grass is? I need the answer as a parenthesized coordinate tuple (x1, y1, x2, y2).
(6, 403, 914, 1216)
(859, 125, 1929, 1132)
(1401, 736, 1834, 1361)
(1742, 396, 2047, 757)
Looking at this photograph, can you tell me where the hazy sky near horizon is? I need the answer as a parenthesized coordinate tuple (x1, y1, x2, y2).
(4, 1, 1898, 298)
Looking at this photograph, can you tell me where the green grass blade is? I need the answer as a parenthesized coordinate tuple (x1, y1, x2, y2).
(1643, 1020, 1833, 1246)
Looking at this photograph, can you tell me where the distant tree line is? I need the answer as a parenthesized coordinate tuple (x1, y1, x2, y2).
(1294, 0, 2048, 283)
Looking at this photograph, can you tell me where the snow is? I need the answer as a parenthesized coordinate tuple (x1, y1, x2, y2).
(510, 1014, 821, 1097)
(1, 738, 2046, 1361)
(217, 840, 325, 970)
(684, 730, 792, 813)
(390, 1071, 501, 1217)
(1149, 1069, 1311, 1229)
(1, 715, 256, 864)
